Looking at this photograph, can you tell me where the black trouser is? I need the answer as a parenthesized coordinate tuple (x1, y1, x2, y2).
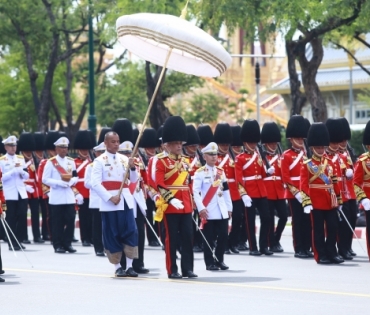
(91, 208, 104, 253)
(50, 204, 75, 250)
(28, 198, 41, 240)
(245, 197, 270, 251)
(365, 210, 370, 260)
(145, 198, 160, 243)
(347, 199, 358, 251)
(202, 219, 228, 266)
(311, 208, 338, 262)
(0, 244, 2, 271)
(228, 199, 245, 247)
(163, 213, 193, 275)
(5, 197, 28, 248)
(78, 198, 92, 243)
(239, 216, 248, 244)
(192, 209, 203, 247)
(338, 200, 356, 254)
(267, 199, 288, 247)
(288, 198, 311, 253)
(39, 198, 50, 239)
(121, 209, 146, 270)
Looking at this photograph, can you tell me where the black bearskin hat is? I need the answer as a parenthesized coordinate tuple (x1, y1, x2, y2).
(184, 125, 200, 146)
(98, 127, 112, 144)
(34, 132, 45, 151)
(307, 123, 330, 147)
(87, 130, 96, 147)
(231, 125, 243, 146)
(363, 121, 370, 145)
(240, 119, 260, 143)
(112, 118, 133, 143)
(261, 122, 281, 144)
(197, 125, 214, 146)
(132, 129, 139, 145)
(303, 119, 311, 138)
(339, 117, 351, 141)
(74, 130, 94, 150)
(140, 128, 157, 148)
(286, 115, 307, 138)
(18, 132, 35, 152)
(156, 125, 164, 147)
(162, 116, 187, 144)
(325, 118, 344, 143)
(214, 123, 232, 144)
(45, 131, 61, 150)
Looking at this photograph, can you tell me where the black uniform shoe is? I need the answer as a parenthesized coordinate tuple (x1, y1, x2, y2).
(55, 247, 66, 254)
(42, 235, 50, 241)
(20, 244, 26, 250)
(115, 267, 127, 277)
(22, 240, 31, 244)
(72, 238, 79, 243)
(331, 256, 344, 264)
(230, 246, 240, 254)
(238, 243, 249, 251)
(9, 245, 21, 251)
(260, 248, 274, 255)
(0, 270, 5, 274)
(270, 244, 284, 253)
(224, 249, 231, 254)
(168, 272, 182, 279)
(64, 246, 77, 253)
(249, 250, 262, 256)
(82, 241, 92, 247)
(216, 262, 229, 270)
(339, 251, 353, 260)
(318, 258, 331, 264)
(348, 249, 357, 256)
(294, 251, 309, 258)
(96, 251, 105, 257)
(126, 267, 138, 277)
(149, 240, 161, 247)
(182, 270, 198, 278)
(134, 267, 149, 274)
(206, 264, 220, 271)
(193, 245, 203, 252)
(0, 277, 4, 282)
(34, 238, 45, 244)
(305, 250, 314, 258)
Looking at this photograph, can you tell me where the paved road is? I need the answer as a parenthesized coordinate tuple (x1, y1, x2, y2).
(1, 229, 370, 315)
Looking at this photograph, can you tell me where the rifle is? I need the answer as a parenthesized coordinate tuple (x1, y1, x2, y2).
(138, 148, 149, 167)
(347, 143, 357, 163)
(197, 148, 206, 166)
(277, 143, 283, 156)
(257, 143, 271, 170)
(303, 139, 312, 159)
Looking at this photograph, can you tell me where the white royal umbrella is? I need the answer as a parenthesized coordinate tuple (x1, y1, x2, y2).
(115, 3, 231, 194)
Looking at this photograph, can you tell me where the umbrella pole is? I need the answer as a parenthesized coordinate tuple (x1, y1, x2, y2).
(117, 48, 173, 196)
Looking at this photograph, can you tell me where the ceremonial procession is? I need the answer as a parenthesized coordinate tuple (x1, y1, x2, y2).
(1, 0, 370, 314)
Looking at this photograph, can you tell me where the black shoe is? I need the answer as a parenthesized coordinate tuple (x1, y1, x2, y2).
(55, 247, 66, 254)
(20, 244, 26, 250)
(42, 235, 50, 241)
(206, 264, 220, 271)
(249, 250, 262, 256)
(82, 241, 92, 247)
(22, 240, 31, 244)
(168, 272, 182, 279)
(331, 256, 344, 264)
(0, 277, 4, 282)
(348, 249, 357, 256)
(149, 240, 161, 247)
(64, 246, 77, 253)
(0, 270, 4, 275)
(182, 270, 198, 278)
(270, 244, 284, 253)
(306, 250, 314, 258)
(115, 267, 127, 277)
(339, 251, 353, 260)
(9, 245, 21, 251)
(125, 267, 138, 277)
(238, 243, 249, 251)
(230, 246, 240, 254)
(260, 248, 274, 255)
(224, 249, 231, 254)
(318, 257, 331, 264)
(72, 238, 79, 243)
(34, 238, 45, 244)
(216, 262, 229, 270)
(294, 251, 309, 259)
(134, 267, 149, 274)
(96, 251, 105, 257)
(193, 245, 203, 253)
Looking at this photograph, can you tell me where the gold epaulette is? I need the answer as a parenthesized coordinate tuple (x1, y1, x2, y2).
(16, 155, 24, 159)
(195, 166, 206, 173)
(48, 156, 57, 161)
(216, 166, 224, 171)
(359, 153, 369, 162)
(67, 157, 74, 160)
(0, 156, 6, 160)
(157, 152, 166, 159)
(303, 159, 311, 165)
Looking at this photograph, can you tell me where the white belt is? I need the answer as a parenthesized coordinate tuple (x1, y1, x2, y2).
(77, 178, 85, 182)
(290, 176, 300, 181)
(227, 179, 235, 183)
(243, 175, 262, 181)
(263, 176, 281, 181)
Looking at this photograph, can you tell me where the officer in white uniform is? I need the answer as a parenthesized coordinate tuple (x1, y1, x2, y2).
(42, 137, 83, 254)
(91, 132, 139, 278)
(0, 136, 29, 250)
(84, 142, 105, 257)
(193, 142, 232, 271)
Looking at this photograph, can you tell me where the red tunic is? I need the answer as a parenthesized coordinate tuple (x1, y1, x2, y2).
(24, 159, 39, 199)
(339, 151, 356, 200)
(184, 155, 202, 195)
(216, 154, 241, 201)
(155, 153, 192, 214)
(37, 159, 49, 199)
(263, 153, 285, 200)
(281, 148, 306, 199)
(74, 157, 91, 199)
(235, 150, 267, 198)
(326, 152, 348, 203)
(353, 152, 370, 201)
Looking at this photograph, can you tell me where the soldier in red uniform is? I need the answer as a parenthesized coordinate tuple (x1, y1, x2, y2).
(197, 125, 214, 152)
(0, 173, 6, 282)
(155, 116, 197, 279)
(353, 121, 370, 260)
(235, 119, 272, 256)
(74, 130, 94, 247)
(18, 132, 44, 244)
(183, 124, 203, 253)
(300, 123, 344, 264)
(281, 115, 312, 259)
(261, 122, 287, 253)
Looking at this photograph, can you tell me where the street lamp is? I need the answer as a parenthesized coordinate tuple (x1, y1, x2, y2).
(88, 0, 97, 136)
(255, 62, 261, 124)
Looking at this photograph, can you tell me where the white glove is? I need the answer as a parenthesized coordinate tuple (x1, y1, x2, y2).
(0, 211, 5, 219)
(267, 166, 275, 175)
(361, 198, 370, 211)
(242, 195, 252, 207)
(303, 205, 313, 214)
(57, 180, 69, 188)
(295, 192, 302, 203)
(68, 177, 78, 187)
(169, 198, 184, 210)
(76, 194, 84, 205)
(25, 185, 35, 193)
(17, 167, 25, 175)
(345, 169, 353, 179)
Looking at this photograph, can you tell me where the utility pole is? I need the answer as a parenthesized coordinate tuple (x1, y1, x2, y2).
(255, 62, 260, 124)
(88, 0, 97, 136)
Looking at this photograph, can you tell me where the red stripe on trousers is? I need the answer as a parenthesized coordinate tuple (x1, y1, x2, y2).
(163, 216, 172, 274)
